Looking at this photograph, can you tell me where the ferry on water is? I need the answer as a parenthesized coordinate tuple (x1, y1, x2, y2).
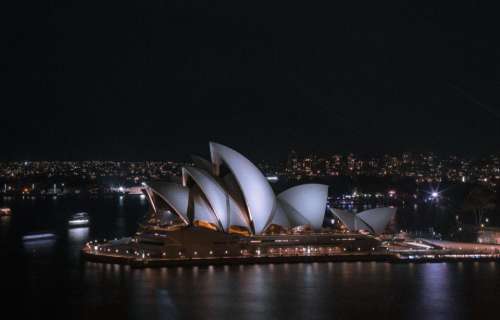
(68, 212, 90, 227)
(0, 207, 12, 216)
(23, 231, 56, 241)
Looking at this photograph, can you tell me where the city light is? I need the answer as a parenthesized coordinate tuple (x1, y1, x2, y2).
(426, 188, 441, 202)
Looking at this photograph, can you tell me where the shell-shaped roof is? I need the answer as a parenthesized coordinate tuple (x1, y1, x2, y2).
(228, 196, 250, 229)
(182, 167, 230, 231)
(209, 142, 275, 234)
(330, 208, 372, 231)
(277, 184, 328, 230)
(268, 202, 292, 229)
(329, 207, 396, 234)
(356, 207, 396, 234)
(329, 208, 355, 230)
(147, 182, 190, 225)
(191, 191, 221, 228)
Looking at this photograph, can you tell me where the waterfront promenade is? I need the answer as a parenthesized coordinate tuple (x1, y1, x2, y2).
(82, 238, 500, 268)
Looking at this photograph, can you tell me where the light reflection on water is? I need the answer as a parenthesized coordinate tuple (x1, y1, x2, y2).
(0, 197, 499, 320)
(0, 216, 11, 236)
(23, 238, 56, 255)
(0, 215, 11, 224)
(417, 264, 457, 319)
(81, 261, 492, 320)
(68, 227, 89, 243)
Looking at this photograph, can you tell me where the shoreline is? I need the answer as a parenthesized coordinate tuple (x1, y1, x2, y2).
(81, 246, 500, 268)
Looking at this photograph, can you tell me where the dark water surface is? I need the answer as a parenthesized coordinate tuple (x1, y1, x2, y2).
(0, 196, 498, 320)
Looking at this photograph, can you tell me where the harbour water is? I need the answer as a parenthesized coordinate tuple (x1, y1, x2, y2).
(0, 196, 498, 320)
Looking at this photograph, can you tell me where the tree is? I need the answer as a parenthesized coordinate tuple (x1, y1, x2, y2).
(462, 186, 496, 226)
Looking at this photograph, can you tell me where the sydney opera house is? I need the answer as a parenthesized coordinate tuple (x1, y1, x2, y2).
(84, 143, 397, 265)
(143, 142, 331, 235)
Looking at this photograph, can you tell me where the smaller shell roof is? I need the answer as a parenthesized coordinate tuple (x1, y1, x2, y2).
(277, 184, 329, 231)
(329, 207, 396, 234)
(147, 182, 190, 225)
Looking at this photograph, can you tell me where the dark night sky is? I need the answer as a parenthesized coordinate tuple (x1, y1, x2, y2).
(2, 1, 500, 160)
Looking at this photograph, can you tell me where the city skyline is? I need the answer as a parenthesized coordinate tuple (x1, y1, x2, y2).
(3, 149, 500, 192)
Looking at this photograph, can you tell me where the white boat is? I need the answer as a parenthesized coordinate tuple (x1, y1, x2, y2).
(0, 207, 11, 216)
(23, 231, 56, 241)
(68, 212, 90, 227)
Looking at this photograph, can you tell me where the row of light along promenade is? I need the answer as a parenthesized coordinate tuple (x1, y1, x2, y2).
(81, 235, 500, 268)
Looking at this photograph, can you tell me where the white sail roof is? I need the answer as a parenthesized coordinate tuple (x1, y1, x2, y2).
(144, 143, 331, 235)
(268, 202, 292, 228)
(278, 184, 328, 231)
(182, 167, 230, 231)
(210, 142, 275, 234)
(329, 207, 396, 234)
(329, 208, 355, 230)
(357, 207, 396, 234)
(192, 191, 221, 228)
(147, 182, 190, 225)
